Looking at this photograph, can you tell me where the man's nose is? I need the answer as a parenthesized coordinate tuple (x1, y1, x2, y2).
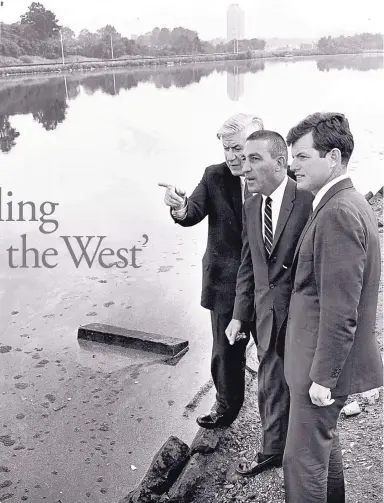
(242, 160, 250, 173)
(290, 159, 298, 172)
(227, 148, 236, 160)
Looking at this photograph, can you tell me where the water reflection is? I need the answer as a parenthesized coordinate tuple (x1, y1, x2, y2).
(0, 79, 70, 152)
(0, 115, 20, 153)
(0, 55, 381, 154)
(317, 55, 383, 72)
(226, 66, 243, 101)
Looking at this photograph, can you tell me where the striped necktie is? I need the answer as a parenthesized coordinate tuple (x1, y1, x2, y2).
(264, 196, 273, 255)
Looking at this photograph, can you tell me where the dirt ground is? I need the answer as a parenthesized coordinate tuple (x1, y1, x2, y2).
(193, 192, 384, 503)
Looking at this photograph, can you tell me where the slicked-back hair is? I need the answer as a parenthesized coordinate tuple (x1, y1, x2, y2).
(217, 113, 264, 139)
(286, 112, 354, 165)
(246, 130, 288, 164)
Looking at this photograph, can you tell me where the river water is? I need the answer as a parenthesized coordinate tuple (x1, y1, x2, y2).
(0, 54, 383, 502)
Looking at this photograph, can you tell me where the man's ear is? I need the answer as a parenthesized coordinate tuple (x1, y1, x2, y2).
(327, 148, 341, 167)
(276, 155, 287, 171)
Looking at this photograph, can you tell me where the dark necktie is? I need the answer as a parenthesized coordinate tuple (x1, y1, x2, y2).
(264, 196, 273, 255)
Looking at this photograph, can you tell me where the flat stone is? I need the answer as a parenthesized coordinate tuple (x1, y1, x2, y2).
(78, 323, 188, 356)
(190, 428, 223, 454)
(141, 436, 190, 494)
(118, 436, 190, 502)
(364, 191, 374, 201)
(167, 453, 206, 503)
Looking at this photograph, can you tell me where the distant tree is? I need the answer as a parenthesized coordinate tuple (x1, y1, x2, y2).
(61, 26, 75, 41)
(151, 27, 161, 46)
(94, 25, 126, 58)
(20, 2, 61, 40)
(158, 28, 171, 46)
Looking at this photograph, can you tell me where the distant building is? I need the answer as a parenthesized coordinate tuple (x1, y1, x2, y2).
(300, 42, 315, 50)
(227, 4, 245, 42)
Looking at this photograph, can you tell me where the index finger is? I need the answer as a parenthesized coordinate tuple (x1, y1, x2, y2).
(158, 182, 173, 189)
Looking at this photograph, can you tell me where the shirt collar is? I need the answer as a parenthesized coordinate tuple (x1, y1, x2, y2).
(262, 175, 288, 202)
(312, 174, 349, 211)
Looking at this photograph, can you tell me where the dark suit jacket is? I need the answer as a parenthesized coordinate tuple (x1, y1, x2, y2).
(233, 177, 313, 351)
(285, 178, 383, 396)
(172, 162, 244, 314)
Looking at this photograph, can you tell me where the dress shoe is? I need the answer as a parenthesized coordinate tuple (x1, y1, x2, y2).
(196, 410, 235, 429)
(236, 452, 283, 477)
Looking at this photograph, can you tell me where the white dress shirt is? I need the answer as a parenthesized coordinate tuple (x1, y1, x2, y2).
(240, 176, 246, 204)
(312, 174, 349, 211)
(261, 175, 289, 240)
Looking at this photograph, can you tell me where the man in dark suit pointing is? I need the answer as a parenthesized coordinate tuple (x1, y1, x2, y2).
(159, 113, 263, 428)
(283, 112, 383, 502)
(226, 130, 313, 475)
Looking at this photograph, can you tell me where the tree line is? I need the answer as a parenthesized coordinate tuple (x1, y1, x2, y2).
(0, 3, 382, 62)
(0, 2, 265, 61)
(318, 33, 383, 53)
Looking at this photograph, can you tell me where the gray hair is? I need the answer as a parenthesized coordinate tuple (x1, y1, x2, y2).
(217, 113, 264, 140)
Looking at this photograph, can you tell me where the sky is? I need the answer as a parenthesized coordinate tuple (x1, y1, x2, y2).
(1, 0, 383, 40)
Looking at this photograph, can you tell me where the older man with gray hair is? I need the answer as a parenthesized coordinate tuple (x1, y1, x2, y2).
(159, 113, 263, 428)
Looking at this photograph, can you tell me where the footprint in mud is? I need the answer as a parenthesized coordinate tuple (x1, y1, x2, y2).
(20, 334, 29, 338)
(37, 359, 49, 366)
(14, 383, 28, 390)
(88, 277, 99, 280)
(16, 414, 25, 420)
(86, 312, 98, 317)
(11, 311, 19, 315)
(157, 265, 174, 273)
(45, 394, 56, 403)
(0, 346, 12, 354)
(0, 435, 16, 447)
(98, 280, 107, 284)
(103, 301, 115, 308)
(0, 480, 12, 489)
(43, 314, 55, 319)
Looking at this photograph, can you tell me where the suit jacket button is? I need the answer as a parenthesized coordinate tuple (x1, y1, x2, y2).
(269, 284, 274, 289)
(269, 307, 273, 311)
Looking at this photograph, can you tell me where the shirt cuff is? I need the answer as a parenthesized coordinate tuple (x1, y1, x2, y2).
(171, 201, 187, 220)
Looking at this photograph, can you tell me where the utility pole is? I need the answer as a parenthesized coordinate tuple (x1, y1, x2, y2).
(60, 30, 65, 65)
(110, 34, 114, 59)
(233, 38, 238, 54)
(0, 1, 4, 49)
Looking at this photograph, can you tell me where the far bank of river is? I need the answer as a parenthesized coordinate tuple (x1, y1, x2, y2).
(0, 50, 382, 78)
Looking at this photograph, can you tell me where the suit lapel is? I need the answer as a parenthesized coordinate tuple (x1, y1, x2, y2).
(292, 177, 354, 264)
(270, 177, 295, 255)
(223, 168, 242, 226)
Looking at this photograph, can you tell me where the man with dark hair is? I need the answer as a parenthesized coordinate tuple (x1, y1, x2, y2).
(226, 130, 313, 476)
(159, 113, 263, 429)
(283, 112, 383, 502)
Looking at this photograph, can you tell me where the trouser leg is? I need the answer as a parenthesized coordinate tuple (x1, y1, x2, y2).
(283, 391, 347, 503)
(257, 330, 289, 454)
(210, 309, 249, 417)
